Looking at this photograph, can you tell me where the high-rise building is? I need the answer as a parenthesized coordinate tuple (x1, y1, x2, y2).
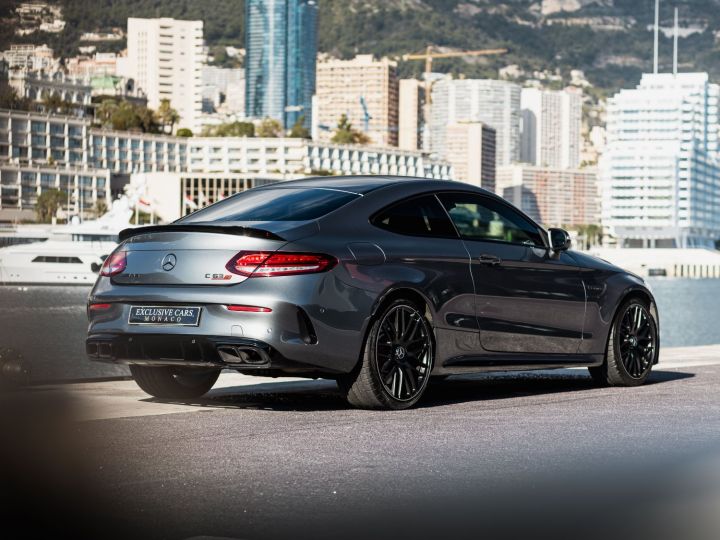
(496, 165, 599, 227)
(316, 55, 399, 147)
(520, 87, 582, 169)
(398, 79, 424, 151)
(245, 0, 318, 129)
(601, 72, 720, 248)
(445, 122, 496, 191)
(429, 78, 521, 166)
(201, 66, 245, 115)
(126, 18, 204, 132)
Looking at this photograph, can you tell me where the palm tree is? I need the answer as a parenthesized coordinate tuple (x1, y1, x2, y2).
(155, 99, 180, 134)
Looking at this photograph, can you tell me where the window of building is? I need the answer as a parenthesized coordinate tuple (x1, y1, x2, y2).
(50, 136, 65, 148)
(31, 256, 83, 264)
(0, 170, 17, 185)
(40, 173, 55, 186)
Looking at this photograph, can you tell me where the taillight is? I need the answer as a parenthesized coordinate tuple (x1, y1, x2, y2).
(226, 251, 337, 277)
(226, 305, 272, 313)
(100, 250, 127, 277)
(89, 303, 112, 311)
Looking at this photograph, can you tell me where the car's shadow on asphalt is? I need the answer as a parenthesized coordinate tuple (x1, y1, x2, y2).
(147, 369, 695, 412)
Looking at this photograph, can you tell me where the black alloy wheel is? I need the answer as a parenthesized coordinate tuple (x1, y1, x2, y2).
(589, 299, 658, 387)
(374, 304, 432, 402)
(339, 299, 434, 410)
(617, 303, 657, 379)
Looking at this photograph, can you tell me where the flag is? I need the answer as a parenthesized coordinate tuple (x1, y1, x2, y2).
(137, 197, 153, 211)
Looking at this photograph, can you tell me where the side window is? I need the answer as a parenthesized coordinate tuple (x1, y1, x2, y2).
(372, 195, 457, 238)
(438, 193, 545, 247)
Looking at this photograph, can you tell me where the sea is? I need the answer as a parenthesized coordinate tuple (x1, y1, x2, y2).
(1, 278, 719, 384)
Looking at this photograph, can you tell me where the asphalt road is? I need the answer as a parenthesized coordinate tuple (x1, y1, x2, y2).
(3, 351, 720, 540)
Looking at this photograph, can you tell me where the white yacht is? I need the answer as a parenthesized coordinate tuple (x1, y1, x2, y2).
(0, 198, 135, 285)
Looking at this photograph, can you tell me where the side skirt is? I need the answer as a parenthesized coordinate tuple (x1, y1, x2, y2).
(438, 353, 604, 375)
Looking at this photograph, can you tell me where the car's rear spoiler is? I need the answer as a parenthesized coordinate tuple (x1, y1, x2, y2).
(119, 224, 285, 242)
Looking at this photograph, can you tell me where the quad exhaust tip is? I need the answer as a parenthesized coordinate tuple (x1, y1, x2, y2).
(216, 345, 270, 367)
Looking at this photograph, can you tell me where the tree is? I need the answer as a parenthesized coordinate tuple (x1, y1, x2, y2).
(202, 121, 255, 137)
(42, 92, 74, 115)
(0, 82, 31, 111)
(176, 128, 193, 137)
(95, 99, 118, 129)
(256, 118, 283, 138)
(289, 115, 310, 139)
(134, 105, 160, 133)
(331, 114, 370, 145)
(94, 199, 108, 217)
(110, 100, 143, 131)
(94, 99, 160, 133)
(155, 99, 180, 134)
(35, 189, 66, 223)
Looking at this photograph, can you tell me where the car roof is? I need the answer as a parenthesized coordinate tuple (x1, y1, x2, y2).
(256, 175, 493, 196)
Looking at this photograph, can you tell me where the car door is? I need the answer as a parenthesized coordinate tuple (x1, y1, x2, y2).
(437, 192, 586, 355)
(370, 194, 477, 335)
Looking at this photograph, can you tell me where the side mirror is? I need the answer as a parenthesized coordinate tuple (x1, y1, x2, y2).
(548, 228, 571, 252)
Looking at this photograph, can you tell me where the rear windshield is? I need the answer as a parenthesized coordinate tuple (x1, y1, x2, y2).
(178, 188, 360, 223)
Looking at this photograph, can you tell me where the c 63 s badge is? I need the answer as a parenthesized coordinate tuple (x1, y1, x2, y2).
(205, 273, 232, 281)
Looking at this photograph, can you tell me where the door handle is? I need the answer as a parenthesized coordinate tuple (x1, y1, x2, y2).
(478, 254, 502, 266)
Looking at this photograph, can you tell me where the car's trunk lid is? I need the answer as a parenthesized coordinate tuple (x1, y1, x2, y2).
(113, 221, 318, 286)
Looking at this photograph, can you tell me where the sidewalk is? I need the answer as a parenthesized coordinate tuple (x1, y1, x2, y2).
(42, 344, 720, 422)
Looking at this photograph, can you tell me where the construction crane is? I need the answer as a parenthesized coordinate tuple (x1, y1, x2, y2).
(359, 96, 373, 133)
(402, 46, 508, 149)
(402, 46, 509, 105)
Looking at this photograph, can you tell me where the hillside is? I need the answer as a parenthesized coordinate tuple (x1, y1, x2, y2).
(3, 0, 720, 93)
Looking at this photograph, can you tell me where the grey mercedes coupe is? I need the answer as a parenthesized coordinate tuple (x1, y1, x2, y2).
(86, 176, 659, 410)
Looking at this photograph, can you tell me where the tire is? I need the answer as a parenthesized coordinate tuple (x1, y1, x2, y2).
(129, 365, 220, 399)
(338, 299, 434, 410)
(589, 298, 658, 387)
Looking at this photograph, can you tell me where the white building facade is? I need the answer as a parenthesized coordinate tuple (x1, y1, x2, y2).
(444, 122, 496, 191)
(315, 55, 399, 147)
(398, 79, 424, 152)
(497, 165, 599, 228)
(601, 73, 720, 248)
(520, 87, 582, 169)
(126, 18, 204, 133)
(429, 78, 521, 167)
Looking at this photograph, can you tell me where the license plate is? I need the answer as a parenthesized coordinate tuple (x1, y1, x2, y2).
(128, 306, 202, 326)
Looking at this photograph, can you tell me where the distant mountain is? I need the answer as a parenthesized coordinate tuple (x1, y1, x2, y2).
(3, 0, 720, 93)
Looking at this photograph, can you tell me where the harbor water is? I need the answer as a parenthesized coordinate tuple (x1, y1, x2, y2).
(0, 278, 718, 383)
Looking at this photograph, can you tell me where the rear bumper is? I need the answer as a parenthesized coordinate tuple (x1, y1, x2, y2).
(85, 333, 340, 375)
(87, 273, 377, 374)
